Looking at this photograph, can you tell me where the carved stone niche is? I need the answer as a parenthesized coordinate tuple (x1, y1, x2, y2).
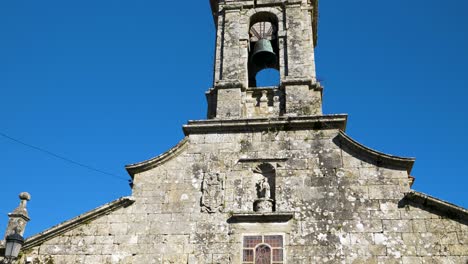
(252, 163, 276, 213)
(227, 160, 294, 224)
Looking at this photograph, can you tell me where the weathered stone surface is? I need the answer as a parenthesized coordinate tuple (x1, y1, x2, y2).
(5, 1, 467, 264)
(14, 127, 467, 263)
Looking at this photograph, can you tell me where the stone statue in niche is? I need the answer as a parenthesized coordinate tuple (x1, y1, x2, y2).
(253, 163, 276, 213)
(201, 172, 224, 213)
(256, 178, 271, 199)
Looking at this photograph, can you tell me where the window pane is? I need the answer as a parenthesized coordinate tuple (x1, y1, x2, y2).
(272, 249, 283, 261)
(243, 235, 283, 264)
(244, 236, 262, 248)
(243, 249, 254, 261)
(265, 235, 283, 247)
(255, 245, 271, 264)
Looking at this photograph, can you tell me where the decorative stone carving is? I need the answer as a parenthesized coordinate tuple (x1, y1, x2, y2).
(201, 172, 224, 213)
(253, 198, 274, 213)
(256, 178, 271, 199)
(4, 192, 31, 239)
(253, 164, 276, 212)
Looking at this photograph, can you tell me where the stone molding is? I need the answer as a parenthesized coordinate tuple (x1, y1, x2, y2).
(213, 80, 244, 90)
(280, 78, 321, 89)
(125, 137, 189, 178)
(281, 78, 323, 97)
(336, 131, 415, 174)
(183, 114, 347, 135)
(227, 212, 294, 223)
(404, 190, 468, 220)
(23, 197, 135, 250)
(238, 158, 288, 163)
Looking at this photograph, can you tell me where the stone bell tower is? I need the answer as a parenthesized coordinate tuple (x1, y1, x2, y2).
(207, 0, 321, 119)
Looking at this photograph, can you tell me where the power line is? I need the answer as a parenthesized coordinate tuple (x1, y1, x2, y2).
(0, 131, 128, 182)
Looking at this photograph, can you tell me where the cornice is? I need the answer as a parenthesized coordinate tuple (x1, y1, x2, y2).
(183, 115, 347, 135)
(125, 137, 189, 178)
(405, 191, 468, 220)
(23, 197, 135, 250)
(336, 131, 415, 174)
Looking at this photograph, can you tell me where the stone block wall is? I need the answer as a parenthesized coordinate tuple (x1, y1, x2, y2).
(18, 128, 467, 263)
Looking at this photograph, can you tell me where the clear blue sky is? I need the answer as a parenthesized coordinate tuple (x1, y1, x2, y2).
(1, 0, 467, 237)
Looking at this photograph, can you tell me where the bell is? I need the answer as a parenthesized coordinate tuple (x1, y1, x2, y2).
(251, 39, 277, 68)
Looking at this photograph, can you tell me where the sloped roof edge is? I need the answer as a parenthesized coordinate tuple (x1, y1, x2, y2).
(405, 190, 468, 219)
(23, 196, 135, 250)
(336, 131, 415, 174)
(125, 137, 189, 178)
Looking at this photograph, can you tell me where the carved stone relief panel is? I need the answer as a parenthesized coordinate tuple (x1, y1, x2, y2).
(201, 172, 225, 213)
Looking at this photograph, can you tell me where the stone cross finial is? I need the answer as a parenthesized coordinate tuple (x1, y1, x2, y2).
(4, 192, 31, 240)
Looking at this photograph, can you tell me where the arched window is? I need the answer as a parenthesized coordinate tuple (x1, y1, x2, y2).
(248, 12, 280, 88)
(255, 244, 272, 264)
(243, 235, 284, 264)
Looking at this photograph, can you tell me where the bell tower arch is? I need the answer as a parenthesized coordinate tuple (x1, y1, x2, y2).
(248, 12, 280, 88)
(207, 0, 322, 119)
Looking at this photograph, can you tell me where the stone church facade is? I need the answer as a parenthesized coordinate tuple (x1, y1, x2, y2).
(2, 0, 467, 263)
